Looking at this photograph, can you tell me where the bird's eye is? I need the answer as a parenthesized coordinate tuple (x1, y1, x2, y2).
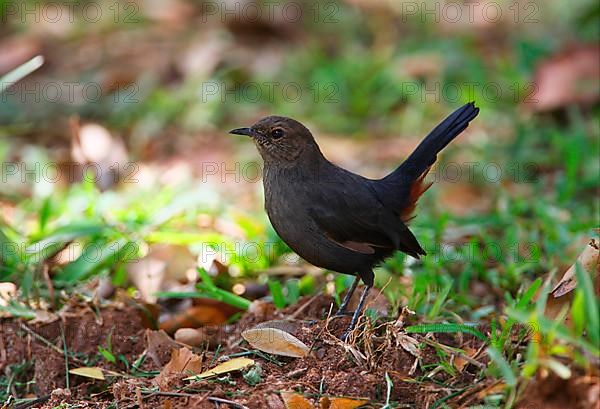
(271, 128, 284, 139)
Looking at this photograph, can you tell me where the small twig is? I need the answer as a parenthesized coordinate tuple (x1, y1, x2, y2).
(142, 391, 248, 409)
(208, 396, 250, 409)
(60, 322, 70, 389)
(20, 323, 66, 356)
(42, 264, 56, 310)
(285, 367, 308, 379)
(0, 324, 6, 364)
(287, 293, 320, 320)
(14, 396, 50, 409)
(142, 390, 198, 399)
(421, 338, 486, 369)
(19, 323, 89, 368)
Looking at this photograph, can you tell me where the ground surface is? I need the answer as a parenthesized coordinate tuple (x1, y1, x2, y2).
(2, 293, 598, 409)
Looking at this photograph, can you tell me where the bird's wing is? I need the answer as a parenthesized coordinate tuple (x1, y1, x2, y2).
(305, 173, 425, 258)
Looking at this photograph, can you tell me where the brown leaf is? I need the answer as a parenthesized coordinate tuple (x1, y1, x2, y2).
(242, 327, 310, 358)
(163, 347, 203, 374)
(530, 44, 600, 112)
(477, 382, 506, 399)
(552, 239, 599, 298)
(280, 392, 313, 409)
(160, 302, 237, 334)
(146, 329, 180, 367)
(320, 396, 370, 409)
(453, 347, 478, 373)
(154, 347, 202, 390)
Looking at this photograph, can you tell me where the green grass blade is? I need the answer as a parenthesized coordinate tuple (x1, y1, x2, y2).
(268, 279, 286, 309)
(498, 277, 542, 347)
(55, 238, 133, 282)
(405, 323, 487, 341)
(486, 346, 517, 387)
(157, 288, 251, 310)
(427, 280, 453, 320)
(0, 301, 37, 319)
(195, 285, 251, 310)
(196, 267, 218, 292)
(575, 262, 599, 346)
(507, 308, 600, 356)
(285, 279, 300, 306)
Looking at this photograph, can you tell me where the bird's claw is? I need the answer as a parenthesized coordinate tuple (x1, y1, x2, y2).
(340, 330, 351, 342)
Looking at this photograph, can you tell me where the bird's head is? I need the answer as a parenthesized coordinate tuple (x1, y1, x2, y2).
(229, 116, 319, 166)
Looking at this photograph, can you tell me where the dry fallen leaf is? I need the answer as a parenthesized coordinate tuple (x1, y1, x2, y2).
(320, 396, 370, 409)
(530, 44, 600, 112)
(146, 329, 181, 367)
(253, 319, 307, 334)
(280, 392, 313, 409)
(162, 347, 203, 374)
(453, 346, 478, 373)
(476, 382, 506, 399)
(242, 327, 310, 358)
(69, 367, 105, 380)
(160, 302, 237, 334)
(552, 239, 599, 298)
(154, 347, 203, 390)
(184, 357, 254, 380)
(396, 333, 421, 358)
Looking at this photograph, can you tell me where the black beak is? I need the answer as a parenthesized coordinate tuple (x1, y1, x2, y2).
(229, 127, 254, 137)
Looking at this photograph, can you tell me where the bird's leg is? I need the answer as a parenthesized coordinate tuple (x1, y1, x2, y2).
(341, 285, 371, 341)
(334, 276, 360, 317)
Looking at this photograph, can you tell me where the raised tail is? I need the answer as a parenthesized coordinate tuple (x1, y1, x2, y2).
(371, 102, 479, 222)
(393, 102, 479, 181)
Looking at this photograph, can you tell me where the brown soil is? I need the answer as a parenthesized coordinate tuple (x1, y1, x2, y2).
(1, 295, 596, 409)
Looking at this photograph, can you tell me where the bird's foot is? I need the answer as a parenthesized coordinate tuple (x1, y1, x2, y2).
(340, 329, 352, 342)
(339, 284, 372, 342)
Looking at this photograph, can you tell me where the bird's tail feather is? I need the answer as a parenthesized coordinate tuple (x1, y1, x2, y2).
(371, 102, 479, 223)
(389, 102, 479, 182)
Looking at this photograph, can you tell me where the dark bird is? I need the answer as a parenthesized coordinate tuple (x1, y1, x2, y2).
(230, 102, 479, 339)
